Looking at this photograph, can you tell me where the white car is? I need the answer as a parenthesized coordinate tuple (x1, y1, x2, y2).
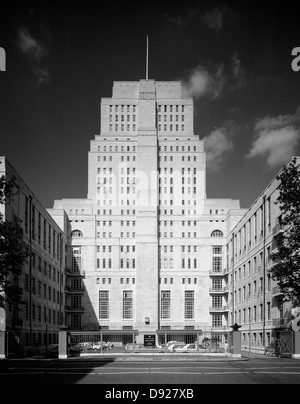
(174, 343, 196, 352)
(167, 342, 186, 352)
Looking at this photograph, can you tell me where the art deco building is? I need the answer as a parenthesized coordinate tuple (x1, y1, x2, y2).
(53, 79, 245, 343)
(1, 78, 298, 356)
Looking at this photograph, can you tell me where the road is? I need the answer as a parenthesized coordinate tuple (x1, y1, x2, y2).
(0, 356, 300, 385)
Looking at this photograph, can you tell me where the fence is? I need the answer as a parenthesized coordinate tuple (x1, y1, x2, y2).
(240, 326, 294, 357)
(67, 330, 227, 356)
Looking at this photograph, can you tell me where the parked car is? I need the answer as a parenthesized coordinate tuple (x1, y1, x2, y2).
(167, 342, 186, 352)
(92, 341, 109, 351)
(125, 343, 144, 351)
(174, 343, 206, 353)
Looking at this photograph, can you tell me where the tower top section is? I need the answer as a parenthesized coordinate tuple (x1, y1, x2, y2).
(110, 80, 189, 100)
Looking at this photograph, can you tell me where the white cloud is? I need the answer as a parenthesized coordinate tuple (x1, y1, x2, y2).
(182, 55, 247, 100)
(17, 26, 50, 85)
(247, 110, 300, 168)
(203, 127, 234, 172)
(18, 27, 46, 61)
(182, 64, 225, 100)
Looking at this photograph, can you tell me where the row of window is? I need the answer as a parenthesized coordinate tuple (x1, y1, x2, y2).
(97, 209, 136, 216)
(96, 166, 198, 176)
(71, 229, 224, 239)
(159, 155, 196, 162)
(24, 276, 63, 303)
(228, 197, 273, 261)
(233, 302, 272, 324)
(96, 277, 135, 285)
(24, 303, 63, 325)
(242, 332, 272, 347)
(24, 198, 65, 263)
(109, 124, 137, 132)
(158, 115, 184, 122)
(30, 255, 62, 284)
(96, 142, 200, 154)
(95, 277, 200, 285)
(108, 123, 187, 133)
(25, 332, 58, 348)
(97, 146, 136, 153)
(158, 105, 185, 113)
(231, 252, 272, 284)
(109, 114, 136, 122)
(231, 275, 272, 303)
(99, 290, 194, 320)
(109, 105, 137, 113)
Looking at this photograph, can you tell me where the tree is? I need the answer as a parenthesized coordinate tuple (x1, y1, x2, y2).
(0, 175, 29, 309)
(270, 157, 300, 306)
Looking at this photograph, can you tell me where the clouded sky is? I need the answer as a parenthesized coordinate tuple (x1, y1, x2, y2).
(1, 0, 300, 209)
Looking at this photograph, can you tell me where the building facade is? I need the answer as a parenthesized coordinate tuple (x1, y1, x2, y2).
(1, 78, 297, 355)
(0, 157, 69, 356)
(53, 79, 245, 343)
(226, 157, 300, 353)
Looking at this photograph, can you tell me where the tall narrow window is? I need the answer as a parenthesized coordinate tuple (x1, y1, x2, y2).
(99, 291, 109, 319)
(161, 291, 171, 319)
(184, 291, 194, 319)
(123, 291, 133, 319)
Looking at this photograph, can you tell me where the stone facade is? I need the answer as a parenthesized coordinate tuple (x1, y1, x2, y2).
(0, 157, 68, 356)
(53, 79, 245, 341)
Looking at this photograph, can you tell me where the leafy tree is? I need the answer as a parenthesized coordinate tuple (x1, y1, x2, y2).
(270, 157, 300, 305)
(0, 175, 29, 309)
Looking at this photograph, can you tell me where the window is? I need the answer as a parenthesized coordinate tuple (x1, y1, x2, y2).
(184, 291, 194, 319)
(161, 291, 171, 319)
(71, 230, 83, 238)
(212, 295, 223, 309)
(99, 291, 109, 319)
(213, 246, 222, 255)
(211, 230, 224, 238)
(212, 314, 222, 328)
(212, 257, 222, 273)
(123, 291, 133, 319)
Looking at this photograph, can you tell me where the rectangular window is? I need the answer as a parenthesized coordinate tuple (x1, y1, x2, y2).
(99, 291, 109, 319)
(212, 314, 222, 328)
(184, 291, 194, 319)
(161, 291, 171, 319)
(123, 291, 133, 319)
(213, 246, 222, 255)
(212, 256, 222, 272)
(212, 295, 223, 309)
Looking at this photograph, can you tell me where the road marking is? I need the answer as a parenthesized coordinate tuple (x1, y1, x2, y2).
(0, 372, 44, 376)
(51, 372, 96, 375)
(97, 371, 150, 375)
(254, 371, 300, 375)
(204, 372, 250, 375)
(149, 371, 202, 375)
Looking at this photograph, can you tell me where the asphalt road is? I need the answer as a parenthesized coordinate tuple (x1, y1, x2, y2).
(0, 356, 300, 385)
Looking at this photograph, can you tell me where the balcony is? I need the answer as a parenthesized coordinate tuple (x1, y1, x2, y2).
(209, 287, 229, 294)
(209, 270, 226, 277)
(65, 286, 85, 294)
(211, 325, 229, 331)
(69, 270, 85, 277)
(65, 306, 85, 313)
(209, 306, 229, 312)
